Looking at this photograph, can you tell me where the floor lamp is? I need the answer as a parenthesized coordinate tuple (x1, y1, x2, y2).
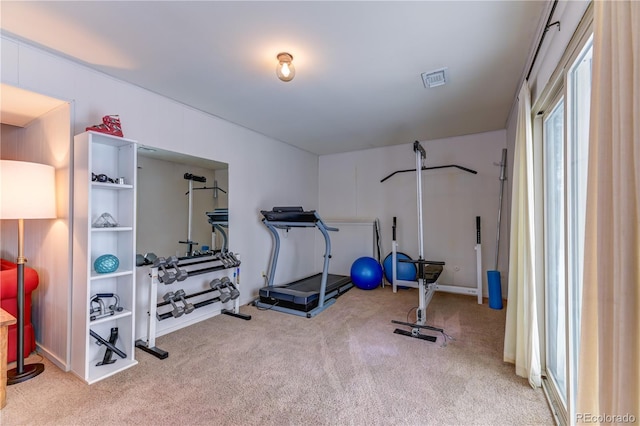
(0, 160, 56, 384)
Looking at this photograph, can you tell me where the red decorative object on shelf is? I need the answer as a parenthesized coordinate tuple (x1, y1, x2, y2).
(86, 115, 124, 137)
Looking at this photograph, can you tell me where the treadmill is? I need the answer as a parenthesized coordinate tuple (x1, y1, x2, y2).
(255, 207, 353, 318)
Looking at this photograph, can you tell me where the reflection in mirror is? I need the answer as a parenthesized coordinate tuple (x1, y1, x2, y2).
(136, 146, 228, 260)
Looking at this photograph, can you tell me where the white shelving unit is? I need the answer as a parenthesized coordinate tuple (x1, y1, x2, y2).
(71, 131, 138, 384)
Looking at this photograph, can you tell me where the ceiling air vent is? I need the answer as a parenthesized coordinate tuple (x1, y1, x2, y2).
(421, 67, 448, 88)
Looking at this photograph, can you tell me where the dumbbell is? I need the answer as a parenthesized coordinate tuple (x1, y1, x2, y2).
(153, 257, 177, 284)
(226, 252, 241, 266)
(175, 289, 195, 314)
(221, 253, 234, 267)
(167, 256, 188, 282)
(215, 254, 227, 268)
(163, 292, 184, 317)
(209, 278, 231, 303)
(220, 276, 240, 300)
(136, 252, 158, 267)
(223, 252, 236, 268)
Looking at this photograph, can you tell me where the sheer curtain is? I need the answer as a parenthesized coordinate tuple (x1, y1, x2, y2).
(504, 81, 542, 389)
(577, 0, 639, 419)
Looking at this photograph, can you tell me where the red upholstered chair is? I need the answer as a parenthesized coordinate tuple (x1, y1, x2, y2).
(0, 259, 39, 363)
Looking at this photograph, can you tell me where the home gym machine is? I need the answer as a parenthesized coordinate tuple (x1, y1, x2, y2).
(255, 207, 353, 318)
(386, 141, 470, 344)
(181, 173, 227, 256)
(387, 215, 484, 305)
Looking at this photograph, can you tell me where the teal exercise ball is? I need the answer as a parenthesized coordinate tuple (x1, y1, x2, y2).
(94, 254, 119, 274)
(350, 257, 383, 290)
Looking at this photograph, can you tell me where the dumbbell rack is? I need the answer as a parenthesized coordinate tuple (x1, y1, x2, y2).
(135, 253, 250, 359)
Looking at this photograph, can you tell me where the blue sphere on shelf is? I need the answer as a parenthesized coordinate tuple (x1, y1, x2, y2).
(350, 256, 383, 290)
(94, 254, 119, 274)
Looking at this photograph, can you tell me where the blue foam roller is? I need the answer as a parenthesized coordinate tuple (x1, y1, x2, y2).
(487, 270, 503, 310)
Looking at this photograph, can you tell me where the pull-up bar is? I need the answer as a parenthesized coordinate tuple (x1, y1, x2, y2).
(381, 141, 477, 182)
(380, 164, 477, 183)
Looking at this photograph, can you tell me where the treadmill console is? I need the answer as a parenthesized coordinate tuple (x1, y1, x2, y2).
(272, 206, 303, 213)
(261, 207, 319, 223)
(206, 208, 229, 223)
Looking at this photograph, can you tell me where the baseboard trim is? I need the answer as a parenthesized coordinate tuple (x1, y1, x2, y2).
(35, 344, 70, 372)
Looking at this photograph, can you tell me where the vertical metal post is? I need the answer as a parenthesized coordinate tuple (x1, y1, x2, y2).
(475, 216, 483, 304)
(15, 219, 26, 374)
(415, 145, 425, 261)
(147, 267, 159, 348)
(187, 179, 193, 247)
(494, 148, 508, 270)
(413, 142, 426, 325)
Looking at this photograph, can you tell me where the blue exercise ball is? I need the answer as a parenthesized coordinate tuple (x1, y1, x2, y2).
(382, 252, 417, 283)
(350, 257, 383, 290)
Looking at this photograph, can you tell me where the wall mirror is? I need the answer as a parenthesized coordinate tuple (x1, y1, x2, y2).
(136, 146, 229, 261)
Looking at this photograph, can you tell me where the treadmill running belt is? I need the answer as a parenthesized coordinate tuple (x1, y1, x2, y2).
(259, 273, 352, 312)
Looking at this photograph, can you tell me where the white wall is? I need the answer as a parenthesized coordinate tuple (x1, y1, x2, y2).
(319, 130, 508, 298)
(1, 35, 319, 367)
(314, 220, 378, 277)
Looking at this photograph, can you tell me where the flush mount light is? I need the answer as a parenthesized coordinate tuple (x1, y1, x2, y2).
(276, 52, 295, 82)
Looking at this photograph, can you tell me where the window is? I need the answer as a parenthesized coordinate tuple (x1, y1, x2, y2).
(544, 97, 567, 409)
(538, 22, 593, 426)
(566, 37, 592, 416)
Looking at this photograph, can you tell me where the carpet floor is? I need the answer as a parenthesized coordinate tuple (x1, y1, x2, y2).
(2, 285, 553, 425)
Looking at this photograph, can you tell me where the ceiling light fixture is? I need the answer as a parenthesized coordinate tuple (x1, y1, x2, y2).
(276, 52, 295, 82)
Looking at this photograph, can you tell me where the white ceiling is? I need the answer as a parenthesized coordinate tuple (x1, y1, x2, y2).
(0, 1, 547, 156)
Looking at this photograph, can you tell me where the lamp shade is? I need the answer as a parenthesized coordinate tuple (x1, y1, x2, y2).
(0, 160, 56, 219)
